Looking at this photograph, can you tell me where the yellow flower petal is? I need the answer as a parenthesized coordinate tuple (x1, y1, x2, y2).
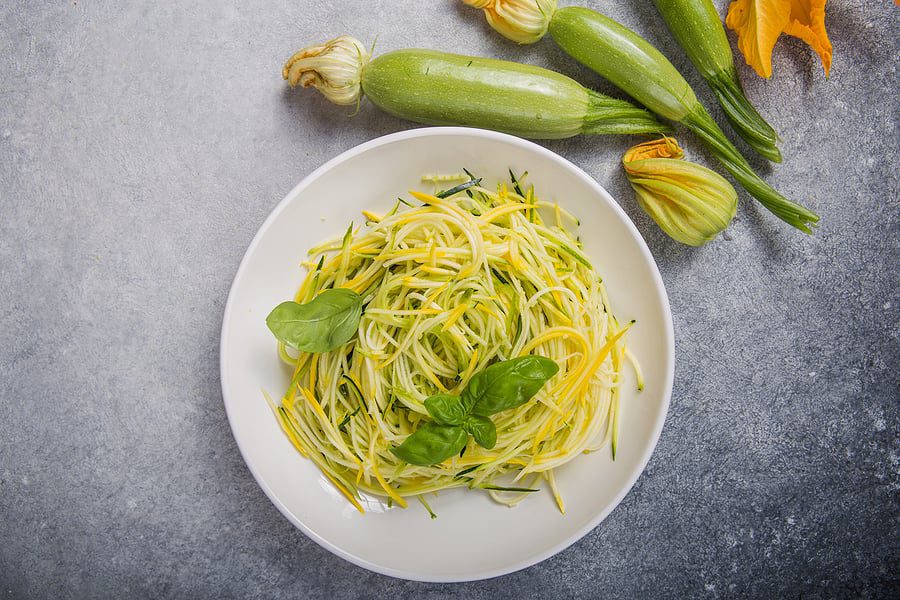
(461, 0, 557, 45)
(784, 0, 832, 76)
(622, 137, 684, 165)
(726, 0, 792, 78)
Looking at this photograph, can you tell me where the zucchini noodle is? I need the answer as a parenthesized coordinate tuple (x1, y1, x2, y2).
(269, 171, 637, 514)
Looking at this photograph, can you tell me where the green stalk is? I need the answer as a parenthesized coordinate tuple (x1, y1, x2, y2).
(681, 104, 815, 231)
(582, 89, 671, 135)
(652, 0, 781, 162)
(547, 7, 818, 232)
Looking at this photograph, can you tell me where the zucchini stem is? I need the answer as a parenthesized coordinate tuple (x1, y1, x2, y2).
(707, 68, 781, 163)
(583, 91, 673, 136)
(683, 104, 818, 233)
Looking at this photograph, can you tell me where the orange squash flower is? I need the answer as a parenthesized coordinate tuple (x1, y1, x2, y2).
(726, 0, 832, 78)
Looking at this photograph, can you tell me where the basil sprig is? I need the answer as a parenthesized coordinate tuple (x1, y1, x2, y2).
(266, 288, 362, 353)
(392, 356, 559, 466)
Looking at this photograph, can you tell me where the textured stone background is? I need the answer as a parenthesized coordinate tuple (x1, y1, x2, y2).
(1, 1, 897, 598)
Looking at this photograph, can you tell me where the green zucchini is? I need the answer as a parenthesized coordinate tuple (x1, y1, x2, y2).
(283, 36, 667, 139)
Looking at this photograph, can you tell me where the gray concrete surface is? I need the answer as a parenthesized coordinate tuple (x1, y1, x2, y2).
(1, 1, 897, 598)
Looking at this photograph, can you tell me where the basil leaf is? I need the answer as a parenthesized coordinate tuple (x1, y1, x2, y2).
(266, 288, 362, 353)
(391, 422, 468, 466)
(424, 394, 468, 425)
(464, 415, 497, 449)
(462, 356, 559, 416)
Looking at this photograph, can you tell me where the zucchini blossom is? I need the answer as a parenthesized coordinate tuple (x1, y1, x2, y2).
(623, 138, 737, 246)
(462, 0, 557, 44)
(283, 35, 369, 105)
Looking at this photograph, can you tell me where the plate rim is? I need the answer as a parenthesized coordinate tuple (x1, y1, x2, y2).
(220, 126, 675, 582)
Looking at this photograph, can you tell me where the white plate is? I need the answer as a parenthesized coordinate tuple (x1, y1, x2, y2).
(221, 127, 674, 582)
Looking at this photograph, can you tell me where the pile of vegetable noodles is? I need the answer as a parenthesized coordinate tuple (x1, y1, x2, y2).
(265, 171, 639, 515)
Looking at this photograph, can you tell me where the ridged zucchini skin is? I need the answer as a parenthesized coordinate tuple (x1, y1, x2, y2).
(549, 7, 697, 121)
(652, 0, 731, 77)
